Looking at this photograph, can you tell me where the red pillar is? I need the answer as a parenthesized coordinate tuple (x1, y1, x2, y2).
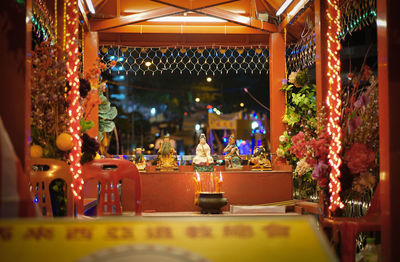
(269, 33, 286, 164)
(83, 31, 100, 138)
(0, 0, 31, 169)
(377, 0, 400, 261)
(314, 0, 328, 110)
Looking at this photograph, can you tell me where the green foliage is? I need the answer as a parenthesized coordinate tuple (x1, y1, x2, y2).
(98, 90, 118, 141)
(282, 69, 316, 135)
(277, 69, 318, 199)
(80, 119, 94, 133)
(49, 179, 67, 216)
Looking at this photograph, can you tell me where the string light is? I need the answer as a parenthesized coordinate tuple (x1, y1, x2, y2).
(326, 0, 345, 212)
(82, 25, 84, 73)
(63, 0, 67, 52)
(55, 0, 57, 43)
(66, 0, 83, 201)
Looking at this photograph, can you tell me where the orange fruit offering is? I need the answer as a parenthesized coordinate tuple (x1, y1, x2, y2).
(56, 132, 74, 151)
(30, 145, 43, 158)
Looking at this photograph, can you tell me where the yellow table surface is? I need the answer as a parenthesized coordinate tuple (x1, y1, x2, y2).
(0, 216, 337, 262)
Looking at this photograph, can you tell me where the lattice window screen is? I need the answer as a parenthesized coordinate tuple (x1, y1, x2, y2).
(99, 46, 269, 75)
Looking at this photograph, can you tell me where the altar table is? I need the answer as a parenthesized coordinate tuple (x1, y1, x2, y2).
(118, 170, 293, 212)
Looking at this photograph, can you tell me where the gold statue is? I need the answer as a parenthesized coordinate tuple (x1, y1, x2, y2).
(156, 134, 178, 171)
(250, 145, 272, 171)
(133, 148, 146, 171)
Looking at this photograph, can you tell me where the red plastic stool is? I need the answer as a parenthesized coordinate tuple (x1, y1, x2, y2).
(30, 158, 73, 216)
(78, 159, 142, 216)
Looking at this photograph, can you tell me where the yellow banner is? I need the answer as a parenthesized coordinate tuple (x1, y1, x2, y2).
(208, 112, 242, 130)
(0, 216, 337, 262)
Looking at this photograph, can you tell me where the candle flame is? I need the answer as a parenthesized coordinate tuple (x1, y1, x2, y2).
(196, 171, 201, 181)
(219, 171, 223, 182)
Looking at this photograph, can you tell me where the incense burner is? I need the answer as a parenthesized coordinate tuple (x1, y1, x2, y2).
(197, 192, 227, 214)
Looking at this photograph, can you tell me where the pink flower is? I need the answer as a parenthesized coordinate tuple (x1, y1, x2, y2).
(348, 115, 362, 134)
(354, 93, 370, 108)
(290, 132, 307, 159)
(344, 143, 376, 174)
(312, 160, 328, 180)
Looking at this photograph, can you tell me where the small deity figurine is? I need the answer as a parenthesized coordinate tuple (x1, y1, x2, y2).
(223, 134, 242, 169)
(156, 134, 178, 170)
(193, 133, 214, 172)
(250, 145, 272, 171)
(133, 148, 146, 171)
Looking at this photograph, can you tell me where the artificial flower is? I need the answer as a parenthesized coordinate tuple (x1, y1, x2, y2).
(279, 135, 288, 143)
(352, 172, 376, 194)
(276, 147, 285, 158)
(294, 158, 312, 177)
(312, 160, 329, 180)
(348, 115, 362, 135)
(354, 93, 370, 109)
(344, 143, 376, 174)
(99, 62, 107, 70)
(110, 60, 117, 67)
(290, 131, 306, 159)
(288, 71, 298, 85)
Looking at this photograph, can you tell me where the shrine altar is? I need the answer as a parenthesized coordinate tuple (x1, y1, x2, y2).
(118, 169, 293, 212)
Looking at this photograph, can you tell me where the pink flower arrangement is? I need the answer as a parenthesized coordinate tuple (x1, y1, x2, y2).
(343, 143, 376, 174)
(290, 131, 307, 159)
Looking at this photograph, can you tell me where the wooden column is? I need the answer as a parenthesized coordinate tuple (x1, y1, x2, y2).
(83, 31, 100, 138)
(55, 0, 65, 49)
(314, 0, 328, 109)
(0, 0, 32, 169)
(377, 0, 400, 261)
(269, 33, 286, 161)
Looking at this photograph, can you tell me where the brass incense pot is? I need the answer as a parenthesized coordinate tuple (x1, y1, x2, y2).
(197, 192, 227, 214)
(193, 172, 227, 214)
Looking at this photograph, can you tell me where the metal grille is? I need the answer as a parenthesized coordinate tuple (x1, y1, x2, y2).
(286, 31, 316, 74)
(99, 46, 269, 75)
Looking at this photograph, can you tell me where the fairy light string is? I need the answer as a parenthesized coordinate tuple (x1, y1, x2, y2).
(66, 0, 83, 201)
(326, 0, 345, 212)
(55, 0, 57, 43)
(63, 0, 67, 52)
(283, 28, 288, 116)
(82, 25, 84, 73)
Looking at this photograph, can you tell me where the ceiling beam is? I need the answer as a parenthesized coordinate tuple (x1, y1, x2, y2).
(91, 6, 184, 31)
(152, 0, 277, 32)
(278, 0, 310, 31)
(197, 7, 277, 32)
(79, 0, 90, 30)
(150, 0, 240, 11)
(91, 0, 277, 34)
(98, 33, 269, 47)
(98, 24, 267, 34)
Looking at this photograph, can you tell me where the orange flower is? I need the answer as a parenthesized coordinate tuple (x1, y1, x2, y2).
(110, 60, 117, 68)
(99, 62, 107, 70)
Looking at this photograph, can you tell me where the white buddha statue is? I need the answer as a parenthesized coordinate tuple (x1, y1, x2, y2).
(193, 134, 214, 166)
